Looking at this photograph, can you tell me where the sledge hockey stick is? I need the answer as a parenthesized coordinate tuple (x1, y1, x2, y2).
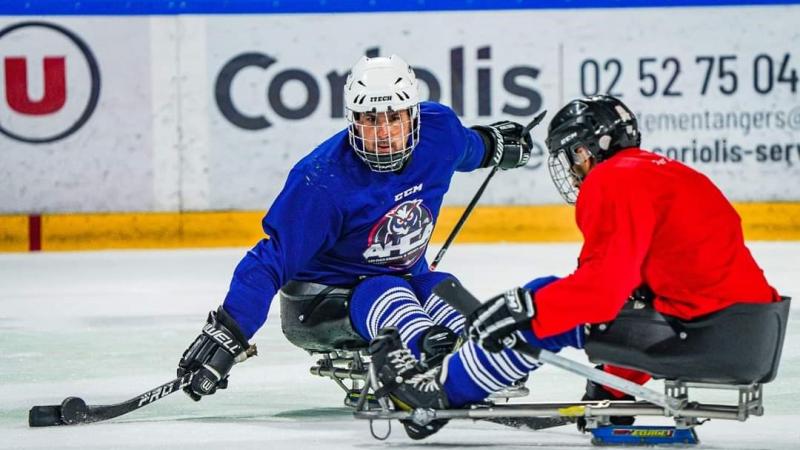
(29, 373, 191, 427)
(429, 165, 498, 271)
(432, 278, 685, 413)
(29, 344, 259, 427)
(429, 110, 547, 271)
(483, 415, 572, 430)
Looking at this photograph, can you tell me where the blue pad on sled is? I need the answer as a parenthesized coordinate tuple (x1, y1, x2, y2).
(590, 425, 699, 446)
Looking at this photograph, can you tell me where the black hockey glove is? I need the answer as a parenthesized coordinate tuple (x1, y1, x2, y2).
(467, 287, 536, 353)
(576, 369, 636, 432)
(177, 306, 256, 401)
(472, 120, 533, 170)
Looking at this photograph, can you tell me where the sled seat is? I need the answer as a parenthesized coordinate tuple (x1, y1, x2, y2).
(279, 280, 367, 353)
(585, 297, 790, 384)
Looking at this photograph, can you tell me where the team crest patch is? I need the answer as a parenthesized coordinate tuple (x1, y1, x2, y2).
(363, 199, 434, 269)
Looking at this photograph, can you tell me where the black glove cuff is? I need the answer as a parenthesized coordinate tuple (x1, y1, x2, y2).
(471, 125, 503, 168)
(215, 306, 250, 346)
(505, 287, 536, 325)
(202, 306, 250, 357)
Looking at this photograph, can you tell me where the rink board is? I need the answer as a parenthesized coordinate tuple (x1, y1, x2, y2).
(2, 3, 800, 214)
(2, 1, 799, 251)
(1, 202, 798, 251)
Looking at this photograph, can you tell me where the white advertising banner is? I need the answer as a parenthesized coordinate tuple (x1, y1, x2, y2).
(0, 18, 154, 213)
(204, 6, 800, 208)
(1, 5, 798, 213)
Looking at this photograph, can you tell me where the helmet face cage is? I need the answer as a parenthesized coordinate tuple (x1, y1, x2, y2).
(547, 150, 580, 205)
(347, 106, 420, 172)
(344, 55, 421, 172)
(545, 119, 598, 205)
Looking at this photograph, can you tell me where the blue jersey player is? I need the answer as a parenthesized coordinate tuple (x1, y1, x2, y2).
(175, 55, 535, 437)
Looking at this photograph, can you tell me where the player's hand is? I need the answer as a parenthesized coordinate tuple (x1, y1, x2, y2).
(475, 120, 533, 170)
(466, 287, 536, 352)
(177, 306, 255, 401)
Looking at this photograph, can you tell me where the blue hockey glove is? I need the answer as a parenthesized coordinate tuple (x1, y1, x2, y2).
(177, 306, 256, 401)
(467, 287, 536, 352)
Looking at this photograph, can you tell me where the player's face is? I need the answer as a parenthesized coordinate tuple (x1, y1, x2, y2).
(355, 109, 413, 154)
(569, 147, 595, 186)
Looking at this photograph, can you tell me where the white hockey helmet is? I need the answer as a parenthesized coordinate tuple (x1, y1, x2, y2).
(345, 55, 421, 172)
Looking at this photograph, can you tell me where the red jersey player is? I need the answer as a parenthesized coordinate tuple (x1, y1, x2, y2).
(364, 96, 788, 440)
(464, 94, 783, 412)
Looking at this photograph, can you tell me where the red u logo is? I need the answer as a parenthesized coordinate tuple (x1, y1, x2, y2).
(4, 56, 66, 115)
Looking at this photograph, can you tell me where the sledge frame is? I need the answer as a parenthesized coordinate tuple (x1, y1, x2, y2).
(309, 350, 767, 433)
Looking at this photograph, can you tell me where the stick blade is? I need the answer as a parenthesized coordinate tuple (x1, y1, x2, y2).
(29, 397, 91, 427)
(522, 110, 547, 135)
(28, 405, 65, 427)
(432, 277, 483, 316)
(484, 416, 572, 431)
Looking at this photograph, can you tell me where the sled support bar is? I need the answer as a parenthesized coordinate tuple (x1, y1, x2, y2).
(354, 400, 749, 424)
(310, 365, 368, 381)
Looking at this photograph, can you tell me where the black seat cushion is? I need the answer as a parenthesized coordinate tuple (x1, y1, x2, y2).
(585, 297, 791, 384)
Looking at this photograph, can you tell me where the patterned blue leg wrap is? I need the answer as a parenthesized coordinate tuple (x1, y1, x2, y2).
(443, 275, 585, 407)
(349, 275, 433, 357)
(408, 271, 466, 334)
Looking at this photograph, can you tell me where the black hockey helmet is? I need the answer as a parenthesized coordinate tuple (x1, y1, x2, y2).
(545, 95, 640, 203)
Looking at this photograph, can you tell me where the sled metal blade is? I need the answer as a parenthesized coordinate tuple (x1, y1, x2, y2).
(590, 425, 699, 446)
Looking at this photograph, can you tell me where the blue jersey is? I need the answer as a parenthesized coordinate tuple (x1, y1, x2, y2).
(223, 102, 488, 337)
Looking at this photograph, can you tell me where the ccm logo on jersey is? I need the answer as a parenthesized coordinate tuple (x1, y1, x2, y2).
(202, 324, 241, 354)
(394, 183, 423, 201)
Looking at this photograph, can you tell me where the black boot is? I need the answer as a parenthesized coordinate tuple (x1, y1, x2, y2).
(368, 327, 450, 439)
(418, 325, 460, 370)
(369, 327, 425, 394)
(576, 374, 636, 432)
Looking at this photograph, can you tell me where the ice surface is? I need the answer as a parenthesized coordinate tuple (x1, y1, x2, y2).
(1, 243, 798, 449)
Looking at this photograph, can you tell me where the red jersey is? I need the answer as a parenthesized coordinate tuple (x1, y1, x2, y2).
(532, 148, 779, 339)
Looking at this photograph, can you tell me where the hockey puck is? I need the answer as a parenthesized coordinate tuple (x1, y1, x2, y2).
(28, 405, 64, 427)
(60, 397, 90, 425)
